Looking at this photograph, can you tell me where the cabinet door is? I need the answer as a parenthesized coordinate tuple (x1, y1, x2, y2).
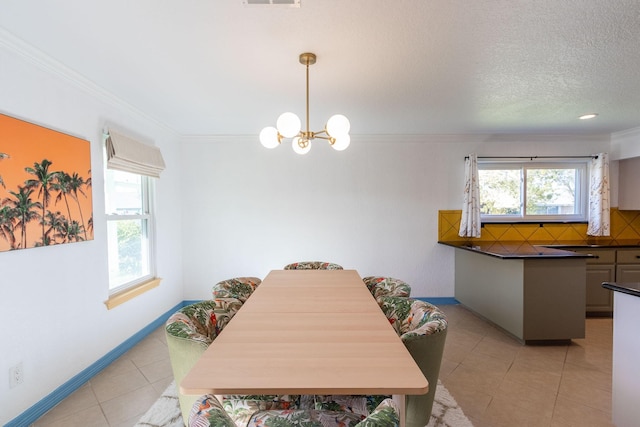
(586, 265, 615, 314)
(619, 157, 640, 210)
(616, 264, 640, 283)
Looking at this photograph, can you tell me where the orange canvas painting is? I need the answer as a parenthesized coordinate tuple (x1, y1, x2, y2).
(0, 114, 93, 251)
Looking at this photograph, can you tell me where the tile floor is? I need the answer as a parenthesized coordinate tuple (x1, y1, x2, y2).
(32, 304, 614, 427)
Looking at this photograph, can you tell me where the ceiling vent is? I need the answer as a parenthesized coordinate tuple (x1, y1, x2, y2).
(242, 0, 300, 6)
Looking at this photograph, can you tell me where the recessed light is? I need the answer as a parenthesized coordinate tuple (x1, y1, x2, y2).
(579, 113, 598, 120)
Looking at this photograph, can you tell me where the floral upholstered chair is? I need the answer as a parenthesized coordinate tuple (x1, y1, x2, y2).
(211, 276, 261, 302)
(283, 261, 344, 270)
(376, 297, 448, 427)
(362, 276, 411, 300)
(189, 394, 400, 427)
(166, 300, 242, 425)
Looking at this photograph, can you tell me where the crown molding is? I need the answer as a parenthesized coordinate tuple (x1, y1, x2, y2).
(0, 27, 179, 137)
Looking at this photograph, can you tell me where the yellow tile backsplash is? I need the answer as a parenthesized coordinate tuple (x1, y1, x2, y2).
(438, 208, 640, 245)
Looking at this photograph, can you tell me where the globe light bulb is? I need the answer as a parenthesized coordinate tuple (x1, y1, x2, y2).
(331, 134, 351, 151)
(326, 114, 350, 138)
(292, 137, 311, 155)
(259, 127, 280, 149)
(277, 112, 302, 138)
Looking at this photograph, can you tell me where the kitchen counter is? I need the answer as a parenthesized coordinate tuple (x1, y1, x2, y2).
(438, 241, 592, 259)
(442, 240, 587, 343)
(602, 281, 640, 297)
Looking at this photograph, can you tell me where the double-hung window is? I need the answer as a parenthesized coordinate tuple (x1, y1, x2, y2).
(103, 130, 165, 305)
(105, 170, 154, 292)
(478, 160, 588, 222)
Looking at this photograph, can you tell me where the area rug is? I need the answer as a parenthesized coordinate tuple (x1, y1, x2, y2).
(135, 380, 473, 427)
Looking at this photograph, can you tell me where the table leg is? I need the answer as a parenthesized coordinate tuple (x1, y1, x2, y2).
(392, 394, 406, 427)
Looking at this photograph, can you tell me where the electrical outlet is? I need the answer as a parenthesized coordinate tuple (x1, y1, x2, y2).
(9, 362, 23, 388)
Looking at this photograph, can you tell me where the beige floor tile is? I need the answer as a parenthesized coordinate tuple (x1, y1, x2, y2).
(138, 355, 173, 383)
(517, 342, 569, 363)
(503, 357, 563, 393)
(442, 380, 492, 420)
(558, 370, 612, 414)
(565, 343, 613, 373)
(31, 382, 98, 423)
(446, 352, 510, 395)
(481, 394, 553, 427)
(551, 395, 614, 427)
(473, 333, 521, 363)
(126, 336, 170, 368)
(562, 361, 612, 390)
(32, 404, 109, 427)
(492, 378, 558, 419)
(90, 368, 150, 403)
(100, 384, 159, 425)
(152, 376, 176, 394)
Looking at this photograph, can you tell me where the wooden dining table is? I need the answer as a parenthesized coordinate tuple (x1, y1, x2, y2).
(180, 269, 428, 427)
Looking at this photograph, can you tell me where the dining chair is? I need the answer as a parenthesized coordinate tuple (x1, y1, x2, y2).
(166, 300, 242, 425)
(362, 276, 411, 300)
(189, 394, 400, 427)
(377, 296, 448, 427)
(283, 261, 344, 270)
(211, 276, 261, 302)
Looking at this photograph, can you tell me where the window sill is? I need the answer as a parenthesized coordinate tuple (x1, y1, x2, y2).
(104, 278, 162, 310)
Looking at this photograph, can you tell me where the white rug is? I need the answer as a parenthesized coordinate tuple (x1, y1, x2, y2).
(136, 381, 473, 427)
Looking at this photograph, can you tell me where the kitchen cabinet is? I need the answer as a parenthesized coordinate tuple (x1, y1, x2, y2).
(616, 249, 640, 282)
(618, 156, 640, 210)
(573, 249, 615, 315)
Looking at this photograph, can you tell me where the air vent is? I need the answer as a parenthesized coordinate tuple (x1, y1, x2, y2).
(242, 0, 300, 7)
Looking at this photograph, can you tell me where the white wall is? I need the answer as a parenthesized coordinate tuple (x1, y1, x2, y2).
(180, 133, 611, 300)
(0, 39, 183, 424)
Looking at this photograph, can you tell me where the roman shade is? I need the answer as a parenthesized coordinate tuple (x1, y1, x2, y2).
(105, 130, 165, 178)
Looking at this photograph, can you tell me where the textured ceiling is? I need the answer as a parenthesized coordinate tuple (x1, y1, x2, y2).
(1, 0, 640, 137)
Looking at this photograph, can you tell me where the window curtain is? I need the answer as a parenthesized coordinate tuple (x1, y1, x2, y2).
(587, 152, 610, 236)
(459, 153, 481, 237)
(105, 130, 166, 178)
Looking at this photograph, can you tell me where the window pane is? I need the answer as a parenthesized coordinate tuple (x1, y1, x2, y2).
(478, 169, 521, 215)
(105, 170, 143, 215)
(107, 219, 150, 290)
(525, 168, 577, 215)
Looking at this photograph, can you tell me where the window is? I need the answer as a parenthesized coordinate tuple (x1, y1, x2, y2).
(105, 169, 154, 292)
(478, 161, 588, 222)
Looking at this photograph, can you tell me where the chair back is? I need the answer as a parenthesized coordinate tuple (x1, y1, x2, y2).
(212, 276, 261, 302)
(283, 261, 343, 270)
(362, 276, 411, 300)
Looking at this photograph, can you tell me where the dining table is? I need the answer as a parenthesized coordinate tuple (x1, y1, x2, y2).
(180, 269, 428, 427)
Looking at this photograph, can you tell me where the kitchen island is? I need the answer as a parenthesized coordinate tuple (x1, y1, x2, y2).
(439, 241, 591, 344)
(602, 282, 640, 427)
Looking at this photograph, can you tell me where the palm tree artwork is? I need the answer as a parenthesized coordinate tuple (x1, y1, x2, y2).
(0, 113, 93, 252)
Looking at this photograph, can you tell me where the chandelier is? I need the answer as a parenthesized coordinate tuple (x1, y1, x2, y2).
(259, 52, 351, 155)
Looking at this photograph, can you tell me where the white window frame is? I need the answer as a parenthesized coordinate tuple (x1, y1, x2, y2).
(479, 160, 589, 223)
(105, 170, 156, 294)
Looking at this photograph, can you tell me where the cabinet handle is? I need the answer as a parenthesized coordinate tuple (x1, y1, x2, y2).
(636, 255, 640, 259)
(594, 255, 600, 259)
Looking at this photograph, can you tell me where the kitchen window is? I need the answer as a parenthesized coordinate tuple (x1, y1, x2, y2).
(478, 160, 588, 222)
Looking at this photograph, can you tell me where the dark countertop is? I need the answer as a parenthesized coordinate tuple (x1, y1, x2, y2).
(544, 240, 640, 249)
(438, 241, 592, 259)
(602, 282, 640, 298)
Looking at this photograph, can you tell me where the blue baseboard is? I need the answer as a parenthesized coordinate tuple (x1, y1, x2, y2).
(5, 301, 187, 427)
(415, 297, 459, 305)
